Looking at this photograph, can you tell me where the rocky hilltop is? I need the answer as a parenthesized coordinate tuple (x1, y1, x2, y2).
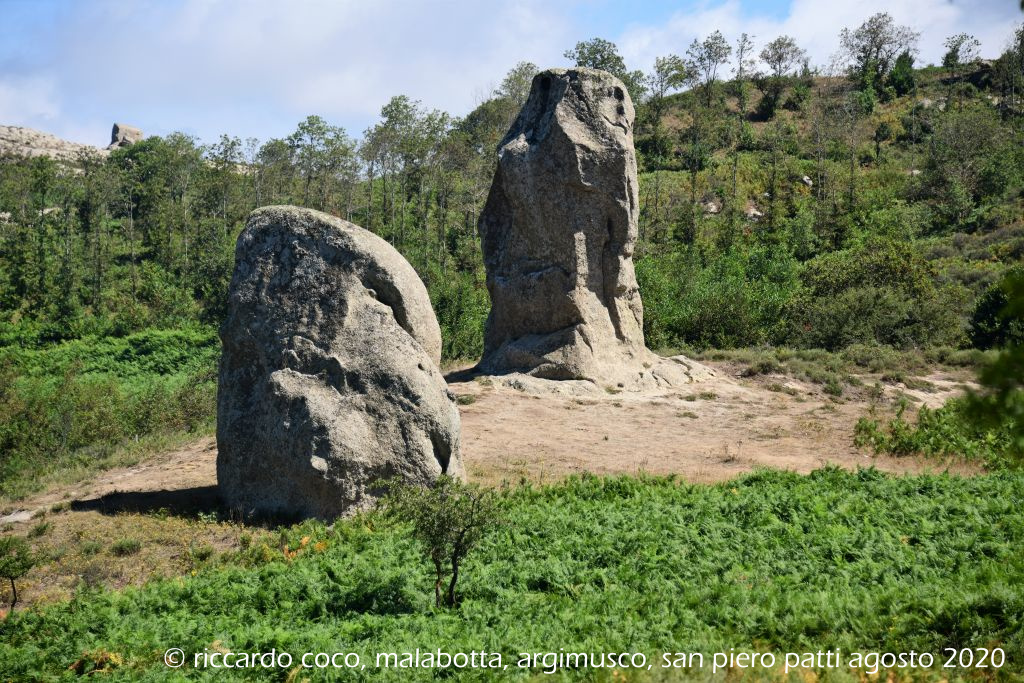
(0, 123, 143, 160)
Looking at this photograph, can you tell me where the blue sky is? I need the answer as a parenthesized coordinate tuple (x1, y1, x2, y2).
(0, 0, 1019, 147)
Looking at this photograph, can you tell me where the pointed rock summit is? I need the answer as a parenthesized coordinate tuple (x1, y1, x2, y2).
(108, 123, 143, 150)
(478, 68, 711, 390)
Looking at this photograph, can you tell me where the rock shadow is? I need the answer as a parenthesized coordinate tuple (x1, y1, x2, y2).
(443, 366, 485, 383)
(69, 486, 325, 527)
(70, 486, 223, 518)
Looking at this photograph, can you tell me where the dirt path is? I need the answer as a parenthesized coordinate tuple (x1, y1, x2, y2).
(1, 362, 976, 524)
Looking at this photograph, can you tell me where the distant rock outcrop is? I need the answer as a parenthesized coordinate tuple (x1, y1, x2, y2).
(0, 122, 141, 160)
(701, 194, 722, 215)
(217, 206, 463, 521)
(477, 67, 712, 390)
(108, 123, 143, 150)
(0, 125, 105, 160)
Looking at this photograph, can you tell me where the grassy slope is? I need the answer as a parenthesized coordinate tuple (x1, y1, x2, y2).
(0, 327, 219, 500)
(2, 469, 1021, 680)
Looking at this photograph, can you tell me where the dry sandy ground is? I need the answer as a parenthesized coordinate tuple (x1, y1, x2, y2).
(2, 361, 976, 523)
(454, 366, 977, 485)
(0, 361, 980, 609)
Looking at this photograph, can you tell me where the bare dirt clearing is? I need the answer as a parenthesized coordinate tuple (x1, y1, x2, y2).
(452, 362, 977, 484)
(0, 361, 979, 608)
(2, 361, 977, 520)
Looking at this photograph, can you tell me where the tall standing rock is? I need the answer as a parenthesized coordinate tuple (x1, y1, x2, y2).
(217, 206, 463, 521)
(478, 68, 710, 388)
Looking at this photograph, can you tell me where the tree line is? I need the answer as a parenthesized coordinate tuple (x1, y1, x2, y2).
(1, 13, 1022, 358)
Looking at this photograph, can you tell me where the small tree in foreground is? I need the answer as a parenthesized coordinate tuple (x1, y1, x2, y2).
(381, 475, 502, 608)
(0, 536, 35, 611)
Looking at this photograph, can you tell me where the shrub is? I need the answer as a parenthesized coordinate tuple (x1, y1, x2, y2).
(856, 398, 1019, 469)
(855, 200, 930, 242)
(970, 267, 1024, 349)
(886, 51, 916, 96)
(111, 539, 142, 557)
(428, 266, 490, 362)
(187, 543, 215, 565)
(27, 522, 49, 538)
(0, 536, 34, 610)
(964, 270, 1024, 459)
(81, 541, 103, 556)
(0, 328, 218, 498)
(380, 475, 502, 607)
(789, 238, 966, 349)
(923, 107, 1017, 232)
(637, 246, 800, 349)
(783, 81, 810, 111)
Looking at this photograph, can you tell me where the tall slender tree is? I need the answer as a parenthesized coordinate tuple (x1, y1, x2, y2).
(687, 30, 732, 107)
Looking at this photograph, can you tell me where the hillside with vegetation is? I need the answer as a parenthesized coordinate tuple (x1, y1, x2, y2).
(2, 18, 1022, 496)
(0, 13, 1023, 678)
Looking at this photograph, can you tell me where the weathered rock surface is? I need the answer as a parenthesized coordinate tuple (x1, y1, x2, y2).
(477, 68, 712, 390)
(0, 125, 106, 160)
(108, 123, 143, 149)
(217, 206, 462, 520)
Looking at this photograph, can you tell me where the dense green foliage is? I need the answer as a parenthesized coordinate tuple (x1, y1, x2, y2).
(855, 398, 1020, 469)
(855, 269, 1024, 470)
(1, 469, 1022, 679)
(0, 328, 217, 498)
(636, 246, 800, 349)
(2, 24, 1021, 357)
(967, 270, 1024, 452)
